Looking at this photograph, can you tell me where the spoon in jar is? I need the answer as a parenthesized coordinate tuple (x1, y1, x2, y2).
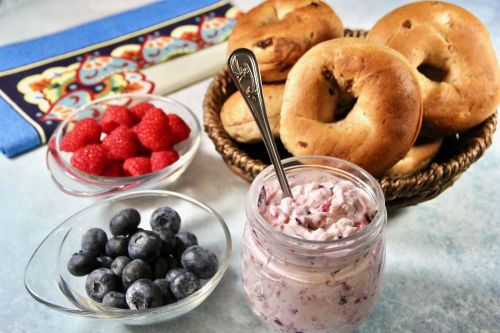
(227, 48, 292, 198)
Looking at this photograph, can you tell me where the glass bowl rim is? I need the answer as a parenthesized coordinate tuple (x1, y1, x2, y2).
(49, 93, 201, 185)
(24, 190, 232, 318)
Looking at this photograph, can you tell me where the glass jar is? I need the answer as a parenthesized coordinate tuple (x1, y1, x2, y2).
(241, 156, 387, 333)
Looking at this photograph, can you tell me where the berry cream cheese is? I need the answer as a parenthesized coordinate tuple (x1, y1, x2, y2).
(258, 173, 376, 241)
(242, 164, 386, 333)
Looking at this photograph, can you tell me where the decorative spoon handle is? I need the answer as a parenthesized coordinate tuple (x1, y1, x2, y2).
(227, 48, 292, 198)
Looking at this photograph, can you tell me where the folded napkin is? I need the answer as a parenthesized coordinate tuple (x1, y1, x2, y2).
(0, 0, 240, 157)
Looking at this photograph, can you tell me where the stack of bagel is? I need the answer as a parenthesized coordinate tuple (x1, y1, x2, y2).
(221, 0, 499, 176)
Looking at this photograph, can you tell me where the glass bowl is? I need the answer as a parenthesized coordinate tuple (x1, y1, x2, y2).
(24, 190, 232, 325)
(46, 94, 201, 197)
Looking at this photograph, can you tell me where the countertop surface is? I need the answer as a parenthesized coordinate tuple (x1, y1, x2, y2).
(0, 1, 499, 332)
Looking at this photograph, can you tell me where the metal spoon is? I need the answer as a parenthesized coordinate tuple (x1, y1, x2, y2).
(227, 48, 292, 198)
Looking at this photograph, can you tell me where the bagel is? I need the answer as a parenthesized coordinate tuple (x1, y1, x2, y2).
(227, 0, 343, 82)
(221, 83, 349, 143)
(221, 84, 284, 143)
(367, 1, 500, 137)
(385, 137, 443, 177)
(280, 38, 423, 176)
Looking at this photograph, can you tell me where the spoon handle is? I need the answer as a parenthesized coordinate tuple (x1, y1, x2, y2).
(227, 48, 292, 198)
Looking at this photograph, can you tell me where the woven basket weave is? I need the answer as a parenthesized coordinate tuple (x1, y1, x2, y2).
(203, 29, 497, 208)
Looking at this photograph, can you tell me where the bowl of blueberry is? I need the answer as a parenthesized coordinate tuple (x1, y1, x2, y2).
(46, 93, 201, 197)
(24, 190, 231, 325)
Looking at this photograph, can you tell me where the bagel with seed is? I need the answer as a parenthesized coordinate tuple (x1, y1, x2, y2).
(367, 1, 500, 137)
(280, 38, 423, 176)
(227, 0, 343, 82)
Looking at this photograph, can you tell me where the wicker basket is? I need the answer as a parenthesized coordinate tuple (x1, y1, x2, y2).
(203, 29, 497, 208)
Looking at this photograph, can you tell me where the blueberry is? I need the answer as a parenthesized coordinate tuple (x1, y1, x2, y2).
(102, 291, 128, 309)
(155, 227, 178, 256)
(67, 252, 98, 276)
(152, 256, 170, 279)
(105, 236, 129, 257)
(165, 268, 187, 284)
(110, 208, 141, 236)
(181, 246, 218, 279)
(174, 231, 198, 258)
(128, 230, 162, 261)
(97, 256, 114, 268)
(122, 259, 152, 289)
(110, 256, 131, 276)
(154, 278, 176, 305)
(81, 228, 108, 256)
(126, 279, 163, 310)
(85, 268, 118, 302)
(170, 271, 201, 300)
(150, 207, 181, 233)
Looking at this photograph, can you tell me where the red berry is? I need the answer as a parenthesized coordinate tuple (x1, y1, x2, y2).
(60, 118, 102, 152)
(100, 105, 136, 133)
(130, 102, 155, 119)
(102, 160, 124, 177)
(136, 108, 172, 151)
(167, 114, 191, 144)
(151, 149, 180, 171)
(60, 131, 85, 152)
(70, 144, 109, 175)
(74, 118, 102, 140)
(123, 157, 151, 176)
(102, 126, 139, 160)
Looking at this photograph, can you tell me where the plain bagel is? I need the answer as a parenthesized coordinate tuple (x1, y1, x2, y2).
(221, 84, 284, 143)
(367, 1, 500, 137)
(385, 137, 443, 177)
(227, 0, 343, 82)
(280, 38, 423, 176)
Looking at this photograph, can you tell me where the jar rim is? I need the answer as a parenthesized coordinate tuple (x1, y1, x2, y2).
(246, 155, 387, 252)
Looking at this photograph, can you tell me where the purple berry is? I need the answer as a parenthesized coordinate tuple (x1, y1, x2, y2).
(85, 268, 118, 302)
(180, 246, 218, 279)
(110, 208, 141, 236)
(170, 271, 201, 300)
(128, 230, 162, 261)
(126, 279, 162, 310)
(102, 291, 128, 309)
(67, 252, 98, 276)
(150, 207, 181, 233)
(81, 228, 107, 256)
(122, 259, 152, 289)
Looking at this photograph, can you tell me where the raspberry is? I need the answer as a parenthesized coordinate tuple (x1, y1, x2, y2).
(129, 102, 155, 119)
(167, 114, 191, 144)
(60, 118, 102, 152)
(70, 144, 109, 175)
(123, 157, 151, 176)
(74, 118, 102, 139)
(151, 149, 180, 171)
(102, 160, 124, 177)
(102, 126, 139, 160)
(60, 132, 85, 152)
(136, 108, 172, 151)
(100, 105, 136, 133)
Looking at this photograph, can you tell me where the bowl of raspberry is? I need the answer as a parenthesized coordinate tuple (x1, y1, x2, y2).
(46, 94, 201, 196)
(24, 190, 231, 325)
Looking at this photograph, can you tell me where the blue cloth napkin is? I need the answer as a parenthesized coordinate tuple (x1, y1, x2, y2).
(0, 0, 236, 157)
